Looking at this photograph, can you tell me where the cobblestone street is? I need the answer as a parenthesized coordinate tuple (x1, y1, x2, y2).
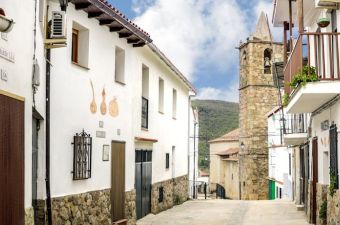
(137, 199, 309, 225)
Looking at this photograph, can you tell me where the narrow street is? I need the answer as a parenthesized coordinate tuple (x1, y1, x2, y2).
(137, 199, 309, 225)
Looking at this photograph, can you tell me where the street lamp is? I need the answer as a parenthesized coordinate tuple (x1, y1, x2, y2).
(0, 9, 14, 33)
(59, 0, 69, 11)
(240, 142, 245, 151)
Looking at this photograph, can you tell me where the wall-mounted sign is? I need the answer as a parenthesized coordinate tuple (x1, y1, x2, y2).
(102, 145, 110, 161)
(99, 121, 104, 128)
(96, 130, 106, 138)
(321, 120, 329, 131)
(0, 47, 15, 62)
(1, 33, 8, 41)
(0, 69, 8, 81)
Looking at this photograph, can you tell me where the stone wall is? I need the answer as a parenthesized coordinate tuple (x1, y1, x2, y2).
(316, 183, 328, 225)
(151, 175, 188, 214)
(125, 190, 136, 225)
(306, 181, 311, 224)
(327, 189, 340, 225)
(25, 207, 34, 225)
(50, 189, 137, 225)
(238, 41, 283, 200)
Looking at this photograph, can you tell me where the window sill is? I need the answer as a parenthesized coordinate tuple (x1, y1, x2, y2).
(115, 80, 126, 86)
(72, 61, 90, 70)
(158, 111, 164, 115)
(141, 127, 149, 132)
(172, 117, 177, 120)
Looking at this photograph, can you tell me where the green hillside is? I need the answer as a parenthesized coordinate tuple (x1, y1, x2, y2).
(192, 100, 239, 171)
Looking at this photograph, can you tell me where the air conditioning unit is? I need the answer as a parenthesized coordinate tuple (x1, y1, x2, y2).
(50, 11, 66, 39)
(315, 0, 340, 9)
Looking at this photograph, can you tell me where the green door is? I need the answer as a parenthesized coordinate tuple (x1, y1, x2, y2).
(268, 180, 276, 200)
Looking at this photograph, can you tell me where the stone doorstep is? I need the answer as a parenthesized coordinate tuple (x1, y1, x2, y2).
(296, 204, 305, 211)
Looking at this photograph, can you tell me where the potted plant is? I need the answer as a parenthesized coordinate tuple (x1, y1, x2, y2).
(289, 65, 318, 88)
(318, 17, 330, 28)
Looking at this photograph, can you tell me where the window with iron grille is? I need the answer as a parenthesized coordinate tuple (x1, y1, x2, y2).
(72, 130, 92, 180)
(330, 123, 339, 189)
(166, 153, 170, 169)
(142, 97, 148, 129)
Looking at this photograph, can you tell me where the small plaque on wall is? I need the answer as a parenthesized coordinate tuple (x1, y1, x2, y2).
(96, 131, 106, 138)
(103, 145, 110, 161)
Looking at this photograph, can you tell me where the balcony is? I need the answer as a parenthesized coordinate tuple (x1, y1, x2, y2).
(283, 113, 308, 146)
(284, 32, 340, 113)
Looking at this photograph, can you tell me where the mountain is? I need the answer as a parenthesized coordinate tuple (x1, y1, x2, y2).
(191, 100, 239, 171)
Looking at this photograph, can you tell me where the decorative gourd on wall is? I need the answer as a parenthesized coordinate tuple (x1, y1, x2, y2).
(90, 80, 97, 114)
(109, 96, 119, 118)
(100, 88, 107, 115)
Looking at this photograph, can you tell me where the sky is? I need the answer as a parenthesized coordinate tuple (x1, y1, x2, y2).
(108, 0, 281, 102)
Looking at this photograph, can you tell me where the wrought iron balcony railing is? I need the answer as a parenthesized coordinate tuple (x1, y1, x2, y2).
(283, 113, 308, 135)
(284, 32, 340, 94)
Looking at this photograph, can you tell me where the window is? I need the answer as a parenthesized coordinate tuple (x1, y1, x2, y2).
(72, 130, 92, 180)
(72, 22, 89, 68)
(166, 153, 170, 169)
(172, 89, 177, 119)
(141, 65, 149, 129)
(158, 78, 164, 113)
(115, 46, 125, 84)
(264, 48, 272, 74)
(158, 186, 164, 203)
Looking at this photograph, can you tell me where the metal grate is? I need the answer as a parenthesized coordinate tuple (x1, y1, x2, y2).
(158, 186, 164, 203)
(72, 130, 92, 180)
(141, 97, 149, 129)
(330, 123, 339, 189)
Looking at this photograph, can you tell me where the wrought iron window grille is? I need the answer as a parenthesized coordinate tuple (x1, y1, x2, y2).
(71, 130, 92, 180)
(158, 186, 164, 203)
(330, 123, 339, 189)
(141, 97, 149, 129)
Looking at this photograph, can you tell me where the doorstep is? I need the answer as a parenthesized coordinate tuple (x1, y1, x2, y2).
(296, 204, 304, 211)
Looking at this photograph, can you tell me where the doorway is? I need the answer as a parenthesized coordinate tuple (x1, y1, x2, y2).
(111, 141, 126, 223)
(0, 92, 25, 225)
(135, 150, 152, 219)
(32, 117, 39, 224)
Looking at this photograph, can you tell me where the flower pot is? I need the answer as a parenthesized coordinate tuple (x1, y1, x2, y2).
(317, 18, 330, 28)
(0, 15, 14, 33)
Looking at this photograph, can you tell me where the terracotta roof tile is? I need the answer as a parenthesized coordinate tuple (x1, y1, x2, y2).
(209, 128, 240, 143)
(216, 147, 239, 156)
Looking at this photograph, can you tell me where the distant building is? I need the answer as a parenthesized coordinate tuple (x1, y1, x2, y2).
(209, 128, 240, 199)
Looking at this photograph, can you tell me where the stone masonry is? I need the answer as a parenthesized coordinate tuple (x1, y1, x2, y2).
(151, 175, 188, 214)
(238, 13, 283, 200)
(316, 183, 328, 225)
(25, 207, 34, 225)
(50, 189, 137, 225)
(327, 189, 340, 225)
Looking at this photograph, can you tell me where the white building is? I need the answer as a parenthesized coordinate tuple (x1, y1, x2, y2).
(267, 107, 293, 200)
(273, 0, 340, 224)
(0, 0, 195, 224)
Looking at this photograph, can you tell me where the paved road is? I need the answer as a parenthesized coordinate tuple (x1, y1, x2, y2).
(137, 199, 309, 225)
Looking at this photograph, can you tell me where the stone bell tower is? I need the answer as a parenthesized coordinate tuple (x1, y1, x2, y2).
(238, 12, 283, 200)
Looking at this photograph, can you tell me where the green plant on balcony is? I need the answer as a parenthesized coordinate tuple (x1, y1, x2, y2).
(289, 66, 318, 88)
(319, 199, 327, 221)
(329, 169, 337, 197)
(282, 93, 289, 107)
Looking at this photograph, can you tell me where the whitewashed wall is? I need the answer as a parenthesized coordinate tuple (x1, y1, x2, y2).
(268, 111, 293, 199)
(47, 1, 192, 197)
(188, 107, 199, 198)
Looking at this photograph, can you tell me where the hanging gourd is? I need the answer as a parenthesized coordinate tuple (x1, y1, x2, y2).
(109, 97, 119, 118)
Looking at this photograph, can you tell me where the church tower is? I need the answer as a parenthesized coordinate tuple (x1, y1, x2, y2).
(238, 12, 283, 200)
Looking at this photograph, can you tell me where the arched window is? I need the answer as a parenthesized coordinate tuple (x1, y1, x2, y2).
(264, 48, 272, 74)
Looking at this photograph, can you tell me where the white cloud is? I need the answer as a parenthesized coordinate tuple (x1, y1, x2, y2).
(134, 0, 249, 81)
(195, 83, 239, 103)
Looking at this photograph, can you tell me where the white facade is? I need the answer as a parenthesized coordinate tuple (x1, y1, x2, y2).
(0, 0, 195, 222)
(267, 109, 293, 200)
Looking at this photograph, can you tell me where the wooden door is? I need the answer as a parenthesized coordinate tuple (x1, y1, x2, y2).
(0, 93, 25, 225)
(111, 141, 126, 222)
(311, 137, 318, 224)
